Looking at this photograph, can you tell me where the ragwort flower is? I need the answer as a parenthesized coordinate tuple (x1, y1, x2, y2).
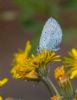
(54, 66, 69, 86)
(11, 41, 61, 80)
(51, 96, 61, 100)
(13, 40, 31, 65)
(0, 96, 3, 100)
(64, 48, 77, 79)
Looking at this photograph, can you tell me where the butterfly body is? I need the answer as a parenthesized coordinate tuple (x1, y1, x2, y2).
(37, 17, 62, 52)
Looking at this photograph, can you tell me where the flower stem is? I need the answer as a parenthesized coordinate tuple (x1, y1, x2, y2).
(42, 76, 60, 95)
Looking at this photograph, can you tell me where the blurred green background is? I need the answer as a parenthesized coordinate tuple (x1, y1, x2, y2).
(13, 0, 77, 52)
(0, 0, 77, 99)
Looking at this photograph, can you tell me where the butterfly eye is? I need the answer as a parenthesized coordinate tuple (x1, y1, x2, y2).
(37, 47, 39, 52)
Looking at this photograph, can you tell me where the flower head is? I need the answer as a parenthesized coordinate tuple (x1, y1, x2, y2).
(37, 50, 61, 65)
(0, 96, 3, 100)
(11, 41, 61, 81)
(11, 63, 37, 79)
(51, 96, 61, 100)
(54, 66, 65, 80)
(54, 66, 69, 86)
(13, 41, 31, 65)
(64, 48, 77, 79)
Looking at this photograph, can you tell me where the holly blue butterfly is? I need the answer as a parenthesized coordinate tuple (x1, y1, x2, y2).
(37, 17, 62, 52)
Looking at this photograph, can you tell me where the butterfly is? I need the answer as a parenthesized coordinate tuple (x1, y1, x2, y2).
(37, 17, 62, 52)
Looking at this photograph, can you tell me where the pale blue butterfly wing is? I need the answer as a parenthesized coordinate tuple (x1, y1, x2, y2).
(37, 17, 62, 52)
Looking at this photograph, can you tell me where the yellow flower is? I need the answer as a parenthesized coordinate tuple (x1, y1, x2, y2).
(69, 49, 77, 59)
(64, 48, 77, 79)
(51, 96, 61, 100)
(54, 66, 69, 86)
(0, 78, 8, 87)
(0, 96, 3, 100)
(24, 70, 38, 79)
(54, 66, 65, 80)
(11, 64, 36, 79)
(14, 52, 26, 65)
(13, 41, 31, 65)
(24, 41, 31, 57)
(11, 41, 61, 80)
(36, 50, 61, 65)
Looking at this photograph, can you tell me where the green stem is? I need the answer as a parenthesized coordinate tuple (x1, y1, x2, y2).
(42, 76, 60, 95)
